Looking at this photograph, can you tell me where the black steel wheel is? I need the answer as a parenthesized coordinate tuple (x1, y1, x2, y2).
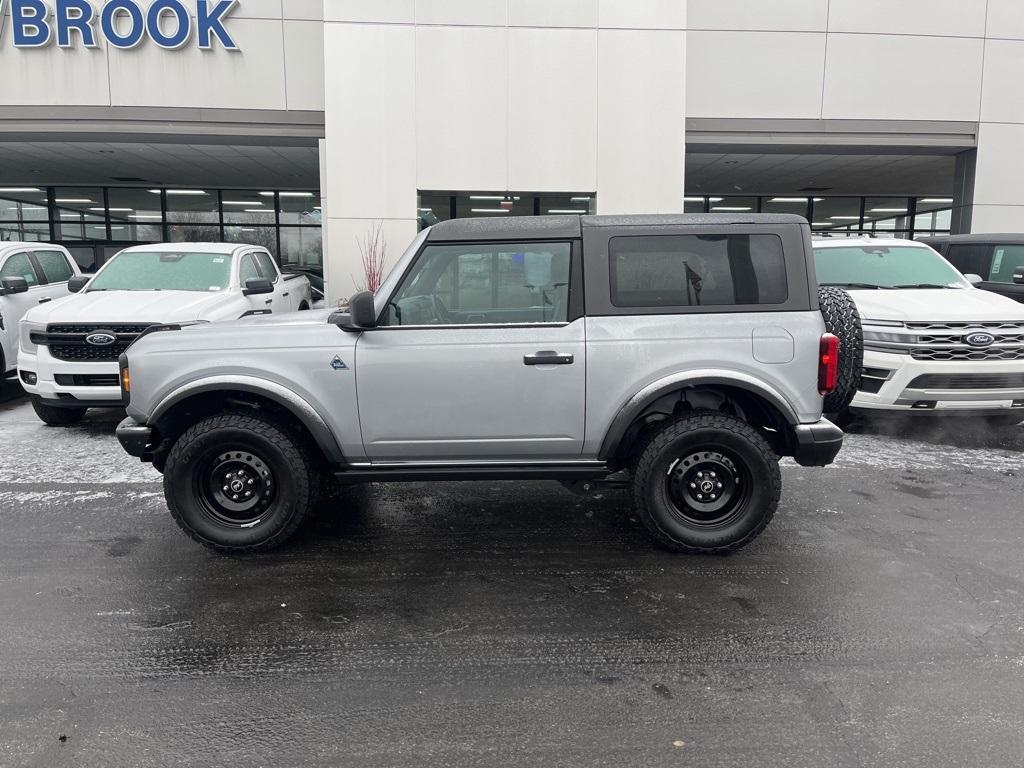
(163, 412, 319, 553)
(632, 412, 781, 554)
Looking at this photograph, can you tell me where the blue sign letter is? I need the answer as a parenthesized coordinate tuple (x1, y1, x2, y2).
(196, 0, 239, 51)
(147, 0, 192, 50)
(11, 0, 52, 47)
(55, 0, 97, 48)
(100, 0, 145, 49)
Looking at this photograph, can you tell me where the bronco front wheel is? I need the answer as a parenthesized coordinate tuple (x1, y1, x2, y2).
(163, 412, 319, 553)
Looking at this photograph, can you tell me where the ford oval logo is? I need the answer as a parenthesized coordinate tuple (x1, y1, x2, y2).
(964, 332, 996, 348)
(85, 332, 117, 347)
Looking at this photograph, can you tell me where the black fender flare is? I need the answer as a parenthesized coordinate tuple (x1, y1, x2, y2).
(598, 372, 800, 461)
(148, 375, 345, 464)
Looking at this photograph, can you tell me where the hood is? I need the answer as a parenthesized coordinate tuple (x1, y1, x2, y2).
(24, 290, 229, 325)
(850, 287, 1024, 324)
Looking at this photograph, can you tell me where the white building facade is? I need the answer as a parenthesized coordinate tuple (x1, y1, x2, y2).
(0, 0, 1022, 300)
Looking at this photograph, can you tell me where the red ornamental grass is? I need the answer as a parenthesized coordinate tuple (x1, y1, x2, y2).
(357, 222, 387, 293)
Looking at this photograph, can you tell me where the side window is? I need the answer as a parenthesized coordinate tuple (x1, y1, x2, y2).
(34, 250, 75, 284)
(383, 242, 572, 326)
(945, 244, 993, 279)
(609, 234, 787, 308)
(239, 254, 260, 285)
(254, 252, 279, 282)
(0, 252, 40, 287)
(989, 245, 1024, 284)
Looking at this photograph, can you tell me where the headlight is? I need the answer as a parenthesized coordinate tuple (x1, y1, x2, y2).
(19, 320, 44, 354)
(863, 329, 917, 344)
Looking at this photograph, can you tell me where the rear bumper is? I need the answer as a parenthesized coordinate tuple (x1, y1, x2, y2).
(117, 417, 153, 460)
(792, 418, 844, 467)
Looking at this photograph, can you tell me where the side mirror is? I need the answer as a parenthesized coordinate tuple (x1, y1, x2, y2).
(67, 275, 90, 294)
(0, 276, 28, 296)
(1014, 271, 1024, 285)
(243, 277, 274, 296)
(336, 290, 377, 331)
(964, 273, 984, 286)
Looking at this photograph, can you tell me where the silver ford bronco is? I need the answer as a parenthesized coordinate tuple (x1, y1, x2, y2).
(116, 214, 860, 554)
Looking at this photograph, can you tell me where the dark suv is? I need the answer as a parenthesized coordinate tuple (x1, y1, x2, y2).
(923, 234, 1024, 303)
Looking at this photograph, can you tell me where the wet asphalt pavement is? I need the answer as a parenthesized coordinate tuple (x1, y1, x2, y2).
(1, 379, 1024, 767)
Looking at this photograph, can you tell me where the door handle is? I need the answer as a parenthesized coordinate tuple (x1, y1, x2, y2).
(38, 297, 52, 304)
(524, 351, 574, 366)
(282, 292, 290, 297)
(264, 298, 273, 305)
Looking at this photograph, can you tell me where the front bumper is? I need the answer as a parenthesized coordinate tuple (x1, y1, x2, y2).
(792, 418, 844, 467)
(853, 350, 1024, 413)
(117, 417, 154, 460)
(17, 349, 124, 407)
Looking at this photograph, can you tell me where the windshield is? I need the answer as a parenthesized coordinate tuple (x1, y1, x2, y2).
(813, 245, 967, 289)
(88, 251, 231, 292)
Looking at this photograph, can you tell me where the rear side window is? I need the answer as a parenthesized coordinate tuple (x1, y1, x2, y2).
(34, 250, 74, 284)
(990, 245, 1024, 283)
(945, 244, 993, 278)
(609, 234, 787, 308)
(0, 253, 39, 286)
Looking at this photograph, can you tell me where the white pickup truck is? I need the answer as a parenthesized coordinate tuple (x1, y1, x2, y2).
(17, 242, 312, 425)
(1, 243, 81, 380)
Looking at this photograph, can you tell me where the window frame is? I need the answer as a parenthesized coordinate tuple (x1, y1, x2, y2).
(376, 238, 584, 330)
(584, 223, 814, 316)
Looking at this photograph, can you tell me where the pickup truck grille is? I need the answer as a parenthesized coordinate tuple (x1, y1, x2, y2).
(865, 320, 1024, 362)
(42, 324, 153, 363)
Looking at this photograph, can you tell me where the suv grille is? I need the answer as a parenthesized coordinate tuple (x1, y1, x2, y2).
(908, 373, 1024, 389)
(43, 324, 153, 363)
(865, 320, 1024, 362)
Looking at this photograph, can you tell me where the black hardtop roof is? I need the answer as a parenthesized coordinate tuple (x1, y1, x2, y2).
(425, 213, 808, 242)
(921, 233, 1024, 245)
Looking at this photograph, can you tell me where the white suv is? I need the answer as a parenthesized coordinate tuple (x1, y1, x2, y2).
(813, 237, 1024, 426)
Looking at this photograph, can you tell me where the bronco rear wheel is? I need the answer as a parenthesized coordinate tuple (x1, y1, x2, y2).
(163, 412, 319, 553)
(631, 412, 781, 554)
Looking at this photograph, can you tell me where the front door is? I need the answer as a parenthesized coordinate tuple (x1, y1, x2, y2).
(355, 239, 585, 462)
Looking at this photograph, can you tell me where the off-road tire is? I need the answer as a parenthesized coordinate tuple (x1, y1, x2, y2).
(818, 286, 863, 415)
(31, 398, 87, 426)
(631, 412, 781, 554)
(163, 412, 320, 554)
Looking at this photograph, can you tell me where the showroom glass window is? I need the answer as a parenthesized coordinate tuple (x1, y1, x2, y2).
(0, 189, 48, 242)
(51, 187, 106, 241)
(609, 234, 787, 308)
(383, 242, 573, 326)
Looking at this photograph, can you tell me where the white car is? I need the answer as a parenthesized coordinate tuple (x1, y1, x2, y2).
(813, 237, 1024, 426)
(18, 242, 312, 425)
(0, 243, 80, 380)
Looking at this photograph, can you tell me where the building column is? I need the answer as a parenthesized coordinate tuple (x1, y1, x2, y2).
(322, 17, 418, 305)
(595, 10, 686, 214)
(968, 123, 1024, 233)
(950, 149, 976, 235)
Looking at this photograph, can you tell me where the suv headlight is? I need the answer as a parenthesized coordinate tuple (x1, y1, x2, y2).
(19, 320, 44, 354)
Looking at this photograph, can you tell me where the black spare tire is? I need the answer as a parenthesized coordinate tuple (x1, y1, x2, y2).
(818, 286, 863, 415)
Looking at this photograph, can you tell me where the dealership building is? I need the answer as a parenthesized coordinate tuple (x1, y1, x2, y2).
(1, 0, 1023, 300)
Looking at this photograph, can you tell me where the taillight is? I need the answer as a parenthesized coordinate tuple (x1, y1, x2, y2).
(818, 333, 840, 395)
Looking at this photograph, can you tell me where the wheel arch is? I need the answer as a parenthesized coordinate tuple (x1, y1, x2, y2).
(599, 372, 800, 466)
(149, 377, 345, 467)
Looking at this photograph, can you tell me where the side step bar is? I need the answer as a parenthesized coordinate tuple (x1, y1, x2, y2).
(334, 463, 610, 483)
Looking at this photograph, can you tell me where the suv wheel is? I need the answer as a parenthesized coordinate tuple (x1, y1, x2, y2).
(31, 398, 87, 426)
(163, 412, 320, 553)
(818, 286, 864, 415)
(631, 412, 781, 554)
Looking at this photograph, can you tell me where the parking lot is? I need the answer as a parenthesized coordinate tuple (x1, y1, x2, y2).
(0, 380, 1022, 767)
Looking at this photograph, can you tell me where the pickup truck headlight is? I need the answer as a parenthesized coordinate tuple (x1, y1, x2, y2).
(19, 320, 44, 354)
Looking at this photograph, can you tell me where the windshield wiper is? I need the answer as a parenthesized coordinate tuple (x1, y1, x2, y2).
(820, 282, 890, 290)
(890, 283, 960, 289)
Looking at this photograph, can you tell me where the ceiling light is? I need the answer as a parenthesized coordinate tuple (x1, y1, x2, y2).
(223, 200, 262, 206)
(104, 208, 134, 212)
(59, 212, 80, 218)
(471, 208, 510, 214)
(830, 216, 860, 220)
(131, 214, 162, 219)
(708, 197, 723, 203)
(570, 197, 591, 202)
(244, 209, 267, 213)
(278, 192, 314, 198)
(110, 226, 126, 231)
(770, 197, 807, 203)
(240, 228, 256, 232)
(812, 222, 834, 226)
(153, 189, 208, 196)
(813, 198, 824, 202)
(54, 198, 93, 204)
(712, 206, 751, 211)
(870, 208, 907, 213)
(11, 205, 46, 211)
(0, 187, 41, 193)
(548, 209, 587, 214)
(683, 197, 704, 202)
(921, 198, 953, 204)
